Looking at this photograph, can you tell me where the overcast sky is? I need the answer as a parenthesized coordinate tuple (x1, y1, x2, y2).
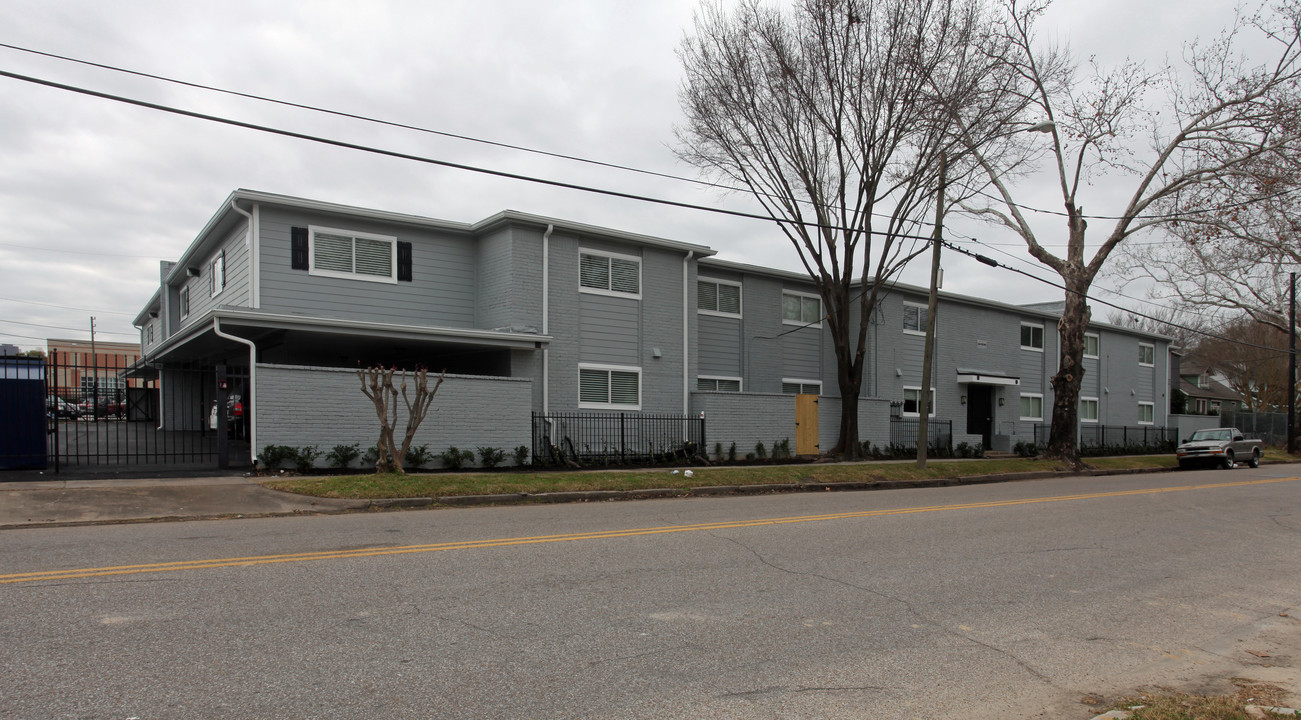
(0, 0, 1252, 351)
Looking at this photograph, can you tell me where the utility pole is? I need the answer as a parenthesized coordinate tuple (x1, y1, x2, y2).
(1288, 272, 1296, 454)
(917, 154, 946, 468)
(90, 316, 99, 420)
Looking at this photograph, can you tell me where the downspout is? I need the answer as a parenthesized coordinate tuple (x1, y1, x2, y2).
(683, 251, 695, 414)
(541, 224, 553, 416)
(213, 317, 256, 465)
(228, 200, 260, 308)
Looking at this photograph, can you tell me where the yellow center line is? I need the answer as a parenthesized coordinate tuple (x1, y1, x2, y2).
(3, 475, 1296, 585)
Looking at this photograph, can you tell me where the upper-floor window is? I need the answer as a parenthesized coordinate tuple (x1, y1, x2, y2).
(698, 279, 741, 317)
(903, 302, 928, 336)
(579, 364, 641, 409)
(1084, 333, 1099, 358)
(1138, 343, 1155, 366)
(782, 379, 822, 395)
(782, 291, 822, 326)
(210, 251, 226, 297)
(1021, 323, 1045, 351)
(697, 376, 742, 392)
(580, 249, 640, 298)
(310, 226, 397, 284)
(179, 286, 190, 319)
(145, 324, 155, 345)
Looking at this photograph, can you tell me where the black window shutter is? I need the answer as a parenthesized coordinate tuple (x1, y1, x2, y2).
(397, 241, 412, 282)
(291, 227, 309, 270)
(220, 250, 227, 285)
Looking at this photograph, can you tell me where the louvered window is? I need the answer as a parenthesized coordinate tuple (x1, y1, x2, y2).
(782, 380, 821, 395)
(698, 279, 741, 316)
(781, 291, 821, 325)
(579, 366, 641, 408)
(697, 377, 741, 392)
(579, 251, 640, 297)
(308, 226, 398, 283)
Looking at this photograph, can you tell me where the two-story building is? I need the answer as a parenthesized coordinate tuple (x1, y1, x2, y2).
(133, 190, 1170, 466)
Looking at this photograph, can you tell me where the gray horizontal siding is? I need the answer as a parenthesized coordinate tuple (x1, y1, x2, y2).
(697, 315, 741, 377)
(578, 294, 640, 366)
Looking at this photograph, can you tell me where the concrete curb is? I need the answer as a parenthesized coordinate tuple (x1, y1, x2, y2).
(373, 464, 1182, 509)
(1089, 705, 1300, 719)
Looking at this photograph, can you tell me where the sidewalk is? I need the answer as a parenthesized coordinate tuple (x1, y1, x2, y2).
(0, 473, 368, 529)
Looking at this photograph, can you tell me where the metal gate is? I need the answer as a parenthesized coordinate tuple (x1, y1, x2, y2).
(43, 351, 250, 472)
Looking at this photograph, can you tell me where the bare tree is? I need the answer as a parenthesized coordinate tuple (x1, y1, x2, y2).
(1190, 318, 1292, 412)
(358, 365, 445, 474)
(676, 0, 1018, 458)
(1104, 305, 1201, 352)
(962, 0, 1301, 464)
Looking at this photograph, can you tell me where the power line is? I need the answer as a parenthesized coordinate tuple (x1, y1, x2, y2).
(0, 239, 166, 259)
(0, 317, 136, 337)
(0, 295, 136, 316)
(0, 67, 954, 246)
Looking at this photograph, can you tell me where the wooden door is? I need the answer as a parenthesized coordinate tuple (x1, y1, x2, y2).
(795, 394, 819, 455)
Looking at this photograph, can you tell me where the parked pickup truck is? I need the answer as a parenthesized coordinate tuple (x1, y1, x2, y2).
(1175, 428, 1263, 469)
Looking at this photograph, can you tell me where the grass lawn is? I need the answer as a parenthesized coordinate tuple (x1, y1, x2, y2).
(263, 455, 1181, 500)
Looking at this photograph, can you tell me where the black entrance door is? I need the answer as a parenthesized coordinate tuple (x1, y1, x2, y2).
(967, 386, 994, 450)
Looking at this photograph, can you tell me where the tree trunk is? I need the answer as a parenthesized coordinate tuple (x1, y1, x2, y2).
(1045, 277, 1091, 466)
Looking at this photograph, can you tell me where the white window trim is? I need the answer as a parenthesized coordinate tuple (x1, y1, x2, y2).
(782, 378, 823, 395)
(308, 225, 399, 285)
(1138, 342, 1155, 367)
(578, 363, 642, 410)
(210, 251, 226, 298)
(697, 278, 742, 318)
(1137, 401, 1155, 425)
(697, 375, 743, 392)
(179, 286, 190, 320)
(1083, 332, 1099, 359)
(579, 248, 642, 300)
(902, 301, 929, 337)
(1019, 392, 1044, 421)
(1080, 396, 1099, 423)
(781, 290, 823, 328)
(902, 386, 936, 417)
(1020, 322, 1045, 352)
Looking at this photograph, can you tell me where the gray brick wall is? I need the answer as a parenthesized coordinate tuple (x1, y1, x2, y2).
(255, 364, 532, 468)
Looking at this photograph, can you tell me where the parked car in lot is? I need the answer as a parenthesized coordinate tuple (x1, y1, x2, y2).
(207, 392, 248, 439)
(1175, 428, 1263, 469)
(76, 396, 125, 418)
(46, 396, 82, 419)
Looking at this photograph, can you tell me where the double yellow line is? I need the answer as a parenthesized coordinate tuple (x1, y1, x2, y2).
(3, 476, 1295, 585)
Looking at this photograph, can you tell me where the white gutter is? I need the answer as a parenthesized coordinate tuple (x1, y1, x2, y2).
(683, 250, 694, 413)
(228, 200, 261, 309)
(212, 317, 257, 465)
(541, 224, 554, 415)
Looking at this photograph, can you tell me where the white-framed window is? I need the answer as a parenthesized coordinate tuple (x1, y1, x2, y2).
(697, 376, 742, 392)
(578, 364, 641, 409)
(697, 278, 742, 317)
(781, 378, 822, 395)
(1019, 393, 1044, 421)
(1084, 333, 1099, 359)
(145, 324, 155, 345)
(903, 302, 929, 336)
(179, 286, 190, 319)
(210, 251, 226, 297)
(1138, 343, 1155, 366)
(579, 249, 641, 298)
(309, 226, 397, 284)
(1194, 398, 1209, 413)
(1137, 401, 1154, 425)
(1080, 397, 1099, 423)
(902, 386, 936, 417)
(1020, 323, 1045, 351)
(781, 291, 822, 326)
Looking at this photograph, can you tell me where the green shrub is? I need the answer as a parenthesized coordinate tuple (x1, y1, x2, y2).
(714, 442, 723, 461)
(325, 443, 361, 469)
(755, 442, 767, 459)
(361, 445, 379, 467)
(727, 442, 737, 462)
(771, 438, 791, 459)
(405, 444, 434, 470)
(292, 446, 321, 473)
(438, 446, 475, 470)
(257, 444, 294, 470)
(513, 445, 530, 467)
(477, 446, 506, 468)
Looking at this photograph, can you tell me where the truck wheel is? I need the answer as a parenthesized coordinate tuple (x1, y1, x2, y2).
(1248, 448, 1261, 469)
(1223, 450, 1235, 469)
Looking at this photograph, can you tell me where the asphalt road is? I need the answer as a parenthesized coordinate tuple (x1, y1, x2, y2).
(2, 466, 1298, 719)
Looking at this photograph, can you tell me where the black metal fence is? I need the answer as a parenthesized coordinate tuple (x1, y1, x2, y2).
(532, 412, 705, 466)
(889, 418, 953, 452)
(1033, 423, 1177, 452)
(1219, 408, 1294, 446)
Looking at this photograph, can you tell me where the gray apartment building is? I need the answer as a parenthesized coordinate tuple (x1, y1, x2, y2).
(133, 190, 1170, 466)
